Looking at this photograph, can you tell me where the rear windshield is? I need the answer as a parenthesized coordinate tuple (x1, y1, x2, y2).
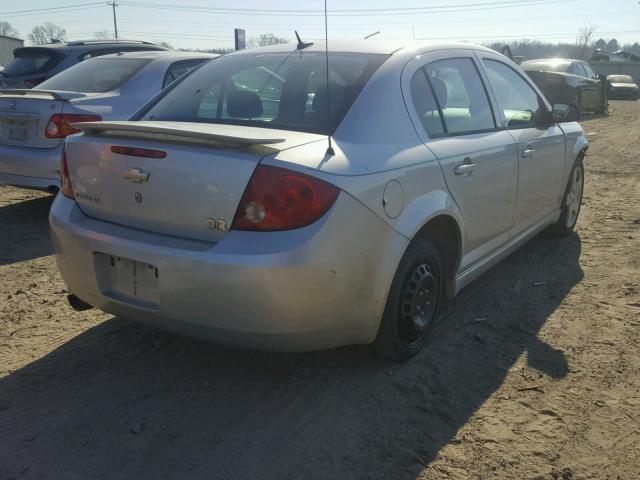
(3, 48, 63, 77)
(140, 51, 388, 135)
(37, 57, 150, 93)
(608, 75, 634, 83)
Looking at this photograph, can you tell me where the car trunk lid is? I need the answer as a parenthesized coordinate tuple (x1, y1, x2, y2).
(65, 121, 324, 242)
(0, 89, 88, 149)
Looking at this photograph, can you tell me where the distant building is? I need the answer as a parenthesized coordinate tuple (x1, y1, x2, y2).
(0, 34, 24, 67)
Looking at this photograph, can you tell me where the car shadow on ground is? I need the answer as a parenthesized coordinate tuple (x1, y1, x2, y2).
(0, 232, 583, 479)
(0, 194, 54, 265)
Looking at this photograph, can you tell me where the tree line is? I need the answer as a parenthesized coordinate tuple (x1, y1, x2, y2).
(2, 19, 639, 60)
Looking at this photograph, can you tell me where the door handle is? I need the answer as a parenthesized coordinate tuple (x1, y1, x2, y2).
(521, 145, 535, 158)
(454, 158, 475, 175)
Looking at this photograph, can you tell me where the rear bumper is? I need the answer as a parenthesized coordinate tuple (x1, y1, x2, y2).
(0, 143, 61, 190)
(50, 193, 408, 352)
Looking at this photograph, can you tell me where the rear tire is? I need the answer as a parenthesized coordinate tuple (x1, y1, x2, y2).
(374, 239, 443, 361)
(595, 92, 608, 114)
(547, 157, 584, 236)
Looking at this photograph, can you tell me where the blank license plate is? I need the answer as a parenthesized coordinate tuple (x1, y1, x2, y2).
(95, 253, 160, 309)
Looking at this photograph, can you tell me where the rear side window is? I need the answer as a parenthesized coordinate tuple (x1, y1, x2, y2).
(582, 64, 596, 79)
(3, 49, 63, 77)
(410, 69, 445, 137)
(423, 58, 495, 135)
(483, 59, 544, 128)
(162, 59, 208, 88)
(37, 57, 150, 93)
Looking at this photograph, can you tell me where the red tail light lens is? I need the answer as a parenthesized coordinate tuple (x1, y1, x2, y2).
(232, 165, 340, 231)
(45, 114, 102, 138)
(60, 143, 74, 199)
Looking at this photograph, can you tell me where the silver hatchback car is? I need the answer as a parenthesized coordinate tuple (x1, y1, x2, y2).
(50, 41, 587, 360)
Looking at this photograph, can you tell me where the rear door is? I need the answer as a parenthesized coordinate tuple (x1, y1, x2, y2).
(404, 51, 518, 268)
(581, 63, 602, 110)
(477, 53, 565, 236)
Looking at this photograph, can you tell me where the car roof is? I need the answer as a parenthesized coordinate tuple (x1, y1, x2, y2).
(230, 39, 498, 59)
(22, 39, 162, 49)
(94, 51, 218, 60)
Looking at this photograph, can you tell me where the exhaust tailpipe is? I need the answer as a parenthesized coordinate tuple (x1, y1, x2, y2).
(67, 294, 93, 312)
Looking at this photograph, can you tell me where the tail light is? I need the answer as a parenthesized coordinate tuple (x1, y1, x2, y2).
(45, 114, 102, 138)
(60, 143, 74, 199)
(24, 77, 46, 88)
(111, 146, 167, 158)
(232, 165, 340, 231)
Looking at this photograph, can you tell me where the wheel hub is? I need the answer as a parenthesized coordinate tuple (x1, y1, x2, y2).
(399, 262, 438, 346)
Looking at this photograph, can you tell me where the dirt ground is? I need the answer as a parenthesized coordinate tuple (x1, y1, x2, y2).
(0, 101, 639, 480)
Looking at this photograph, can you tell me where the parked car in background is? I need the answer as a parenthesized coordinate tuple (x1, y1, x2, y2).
(592, 49, 640, 63)
(521, 58, 608, 114)
(0, 51, 216, 191)
(606, 74, 638, 100)
(51, 41, 587, 360)
(0, 39, 169, 89)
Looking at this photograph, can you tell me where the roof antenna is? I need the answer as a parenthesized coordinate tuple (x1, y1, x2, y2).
(364, 31, 380, 39)
(295, 31, 313, 50)
(323, 0, 335, 156)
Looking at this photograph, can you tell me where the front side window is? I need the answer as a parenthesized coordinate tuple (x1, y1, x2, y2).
(423, 58, 495, 135)
(37, 57, 150, 93)
(141, 51, 388, 135)
(483, 59, 544, 128)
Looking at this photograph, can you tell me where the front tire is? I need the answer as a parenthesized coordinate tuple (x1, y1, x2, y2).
(547, 157, 584, 236)
(374, 239, 443, 361)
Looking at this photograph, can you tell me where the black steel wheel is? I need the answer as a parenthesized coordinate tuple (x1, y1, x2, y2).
(374, 239, 443, 361)
(547, 157, 584, 236)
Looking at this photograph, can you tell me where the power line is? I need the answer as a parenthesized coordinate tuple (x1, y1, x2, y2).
(0, 2, 104, 15)
(118, 0, 577, 17)
(1, 5, 105, 19)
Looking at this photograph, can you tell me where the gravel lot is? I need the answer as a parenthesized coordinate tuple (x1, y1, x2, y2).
(1, 101, 639, 480)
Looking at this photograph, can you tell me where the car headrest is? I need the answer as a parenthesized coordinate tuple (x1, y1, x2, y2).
(430, 77, 448, 108)
(311, 83, 347, 113)
(227, 90, 263, 119)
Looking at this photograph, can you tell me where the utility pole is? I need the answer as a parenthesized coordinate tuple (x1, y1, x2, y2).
(110, 2, 118, 39)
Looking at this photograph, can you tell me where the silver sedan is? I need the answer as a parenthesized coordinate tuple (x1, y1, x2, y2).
(0, 51, 216, 192)
(50, 41, 587, 360)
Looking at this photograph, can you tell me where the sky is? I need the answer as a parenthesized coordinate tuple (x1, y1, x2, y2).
(2, 0, 640, 50)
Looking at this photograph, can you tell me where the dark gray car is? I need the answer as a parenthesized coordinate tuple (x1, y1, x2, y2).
(0, 39, 169, 89)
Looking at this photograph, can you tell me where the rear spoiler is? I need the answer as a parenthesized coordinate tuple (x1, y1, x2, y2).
(0, 89, 87, 101)
(72, 121, 286, 148)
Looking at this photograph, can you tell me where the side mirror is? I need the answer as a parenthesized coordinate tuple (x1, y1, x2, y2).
(552, 103, 580, 123)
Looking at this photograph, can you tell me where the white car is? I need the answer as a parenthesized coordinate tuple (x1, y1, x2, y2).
(0, 51, 216, 191)
(51, 41, 587, 360)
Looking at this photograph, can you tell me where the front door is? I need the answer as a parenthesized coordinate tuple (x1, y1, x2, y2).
(478, 54, 565, 236)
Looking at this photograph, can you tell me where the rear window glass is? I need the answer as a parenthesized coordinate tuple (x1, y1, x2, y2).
(140, 51, 388, 135)
(3, 49, 62, 77)
(37, 57, 150, 93)
(608, 75, 634, 83)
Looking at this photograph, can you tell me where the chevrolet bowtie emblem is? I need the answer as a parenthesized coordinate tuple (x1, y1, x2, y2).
(123, 168, 150, 183)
